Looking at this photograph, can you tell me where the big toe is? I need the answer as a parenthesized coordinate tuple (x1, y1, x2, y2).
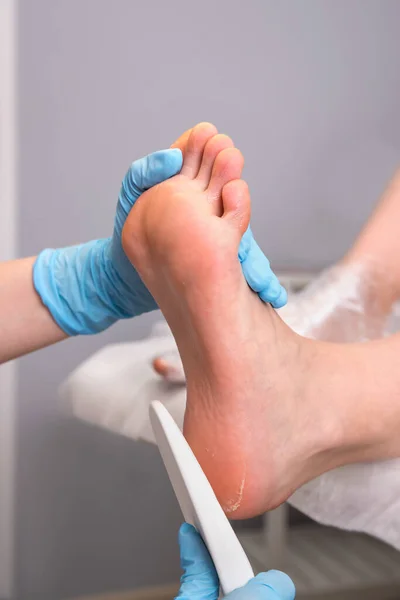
(180, 122, 218, 179)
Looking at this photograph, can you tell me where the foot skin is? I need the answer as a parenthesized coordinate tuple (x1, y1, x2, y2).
(152, 258, 392, 380)
(122, 123, 344, 518)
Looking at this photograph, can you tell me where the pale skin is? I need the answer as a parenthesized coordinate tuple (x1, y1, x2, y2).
(342, 167, 400, 312)
(0, 256, 66, 363)
(0, 129, 192, 364)
(153, 165, 400, 378)
(3, 123, 400, 521)
(121, 123, 400, 519)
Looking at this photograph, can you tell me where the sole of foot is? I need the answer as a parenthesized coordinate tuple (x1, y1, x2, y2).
(123, 122, 346, 519)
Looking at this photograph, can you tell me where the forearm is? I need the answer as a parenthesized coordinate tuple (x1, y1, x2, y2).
(0, 258, 67, 363)
(343, 168, 400, 311)
(0, 138, 285, 363)
(0, 149, 183, 364)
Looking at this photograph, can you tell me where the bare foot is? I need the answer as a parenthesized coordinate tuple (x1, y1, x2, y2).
(121, 122, 351, 519)
(151, 260, 391, 382)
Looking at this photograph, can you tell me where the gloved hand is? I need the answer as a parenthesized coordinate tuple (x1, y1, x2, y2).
(239, 226, 287, 309)
(177, 523, 295, 600)
(34, 149, 183, 335)
(34, 149, 286, 336)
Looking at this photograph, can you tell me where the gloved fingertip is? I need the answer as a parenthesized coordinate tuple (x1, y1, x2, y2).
(258, 273, 287, 305)
(178, 523, 214, 568)
(178, 522, 199, 551)
(134, 148, 183, 191)
(157, 147, 183, 170)
(264, 277, 282, 299)
(237, 223, 287, 307)
(271, 286, 288, 309)
(179, 522, 196, 536)
(241, 257, 273, 294)
(169, 147, 184, 159)
(253, 570, 295, 600)
(238, 226, 253, 262)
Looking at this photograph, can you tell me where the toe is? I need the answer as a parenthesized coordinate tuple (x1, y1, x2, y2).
(152, 357, 170, 378)
(152, 355, 186, 383)
(180, 122, 218, 179)
(170, 127, 193, 153)
(221, 179, 251, 235)
(196, 134, 234, 189)
(207, 148, 244, 212)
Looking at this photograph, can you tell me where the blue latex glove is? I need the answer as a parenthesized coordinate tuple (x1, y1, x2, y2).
(34, 149, 286, 336)
(177, 523, 295, 600)
(239, 227, 287, 309)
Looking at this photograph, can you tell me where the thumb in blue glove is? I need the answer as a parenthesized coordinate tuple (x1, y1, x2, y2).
(34, 149, 286, 336)
(177, 523, 295, 600)
(34, 149, 183, 335)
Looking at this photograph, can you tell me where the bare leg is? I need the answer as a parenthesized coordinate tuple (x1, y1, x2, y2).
(0, 131, 194, 364)
(299, 166, 400, 342)
(122, 126, 400, 519)
(343, 168, 400, 312)
(152, 165, 400, 377)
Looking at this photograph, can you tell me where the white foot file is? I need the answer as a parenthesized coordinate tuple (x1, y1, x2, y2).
(149, 400, 254, 595)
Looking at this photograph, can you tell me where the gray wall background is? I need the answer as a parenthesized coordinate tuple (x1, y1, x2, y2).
(16, 0, 400, 598)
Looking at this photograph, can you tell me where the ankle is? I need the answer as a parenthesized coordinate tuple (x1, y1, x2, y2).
(299, 340, 354, 459)
(305, 339, 396, 469)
